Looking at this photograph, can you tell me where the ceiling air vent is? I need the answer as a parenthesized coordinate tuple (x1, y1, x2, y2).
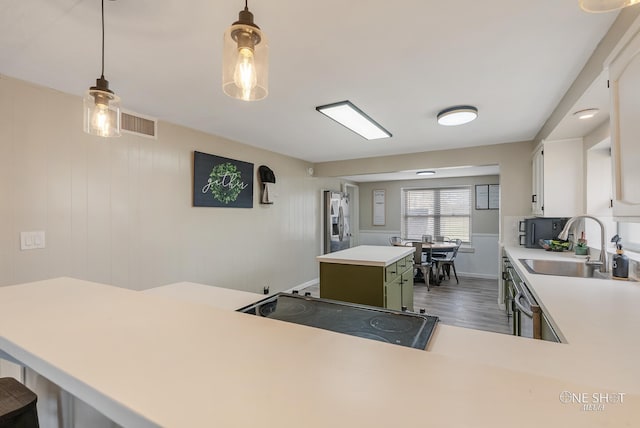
(121, 111, 157, 139)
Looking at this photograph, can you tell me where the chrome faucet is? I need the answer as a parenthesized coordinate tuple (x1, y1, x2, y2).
(558, 215, 608, 273)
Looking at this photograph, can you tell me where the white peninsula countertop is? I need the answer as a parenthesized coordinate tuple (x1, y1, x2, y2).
(316, 244, 414, 267)
(143, 282, 261, 310)
(431, 245, 640, 395)
(1, 265, 639, 427)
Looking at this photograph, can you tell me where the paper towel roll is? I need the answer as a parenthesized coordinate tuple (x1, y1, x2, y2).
(261, 183, 274, 204)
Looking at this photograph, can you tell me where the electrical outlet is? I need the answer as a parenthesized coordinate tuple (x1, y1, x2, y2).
(20, 231, 45, 250)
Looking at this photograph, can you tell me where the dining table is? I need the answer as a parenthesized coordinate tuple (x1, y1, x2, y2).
(393, 240, 458, 285)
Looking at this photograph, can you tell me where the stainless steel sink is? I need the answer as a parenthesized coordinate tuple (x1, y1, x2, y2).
(519, 258, 635, 281)
(519, 258, 596, 278)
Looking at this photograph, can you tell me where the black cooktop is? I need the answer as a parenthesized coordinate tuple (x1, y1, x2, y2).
(237, 293, 438, 350)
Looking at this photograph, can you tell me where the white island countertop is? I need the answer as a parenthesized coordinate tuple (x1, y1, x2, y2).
(1, 266, 639, 427)
(316, 244, 414, 267)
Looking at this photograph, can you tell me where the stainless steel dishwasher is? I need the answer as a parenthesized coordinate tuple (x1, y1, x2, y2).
(504, 259, 561, 342)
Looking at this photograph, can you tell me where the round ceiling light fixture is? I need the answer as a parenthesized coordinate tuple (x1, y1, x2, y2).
(573, 108, 600, 120)
(437, 106, 478, 126)
(416, 170, 436, 176)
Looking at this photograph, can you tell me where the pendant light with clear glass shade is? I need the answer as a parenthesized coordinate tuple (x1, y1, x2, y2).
(222, 0, 269, 101)
(579, 0, 640, 12)
(84, 0, 121, 137)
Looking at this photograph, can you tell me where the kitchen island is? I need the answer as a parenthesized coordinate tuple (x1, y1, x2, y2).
(0, 272, 639, 427)
(317, 245, 415, 311)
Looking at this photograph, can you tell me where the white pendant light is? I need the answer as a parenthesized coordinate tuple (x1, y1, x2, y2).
(222, 0, 269, 101)
(437, 106, 478, 126)
(579, 0, 640, 12)
(83, 0, 121, 138)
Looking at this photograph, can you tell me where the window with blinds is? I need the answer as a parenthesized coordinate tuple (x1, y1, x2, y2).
(401, 187, 472, 243)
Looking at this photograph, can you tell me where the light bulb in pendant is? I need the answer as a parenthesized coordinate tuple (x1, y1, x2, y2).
(222, 2, 269, 101)
(84, 77, 121, 138)
(91, 103, 110, 136)
(234, 47, 257, 101)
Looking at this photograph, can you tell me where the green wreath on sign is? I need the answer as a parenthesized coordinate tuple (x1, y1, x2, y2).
(208, 162, 244, 204)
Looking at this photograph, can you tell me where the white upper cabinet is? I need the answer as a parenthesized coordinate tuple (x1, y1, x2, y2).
(531, 145, 544, 216)
(531, 139, 584, 218)
(586, 140, 613, 217)
(608, 25, 640, 221)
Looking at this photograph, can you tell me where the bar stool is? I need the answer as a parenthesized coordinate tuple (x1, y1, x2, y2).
(0, 377, 39, 428)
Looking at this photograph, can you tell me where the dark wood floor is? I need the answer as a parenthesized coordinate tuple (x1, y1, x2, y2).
(301, 275, 511, 335)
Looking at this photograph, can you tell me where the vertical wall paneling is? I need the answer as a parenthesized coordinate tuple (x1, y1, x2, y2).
(70, 105, 89, 282)
(0, 77, 15, 281)
(12, 83, 49, 283)
(44, 89, 74, 280)
(0, 76, 339, 293)
(85, 137, 112, 284)
(109, 137, 131, 288)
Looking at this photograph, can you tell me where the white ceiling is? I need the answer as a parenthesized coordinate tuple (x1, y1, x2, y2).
(0, 0, 619, 163)
(545, 71, 611, 141)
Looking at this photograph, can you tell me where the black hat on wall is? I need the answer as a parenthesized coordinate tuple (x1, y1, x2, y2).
(258, 165, 276, 183)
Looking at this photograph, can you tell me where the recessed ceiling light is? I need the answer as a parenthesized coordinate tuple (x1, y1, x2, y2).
(416, 170, 436, 176)
(316, 100, 392, 140)
(573, 108, 600, 120)
(437, 106, 478, 126)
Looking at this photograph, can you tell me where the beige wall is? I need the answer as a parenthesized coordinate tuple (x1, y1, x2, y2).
(0, 75, 344, 292)
(314, 141, 534, 240)
(358, 175, 500, 234)
(0, 76, 533, 291)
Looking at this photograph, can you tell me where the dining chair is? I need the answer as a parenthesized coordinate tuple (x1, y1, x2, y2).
(411, 242, 431, 291)
(389, 236, 403, 246)
(431, 235, 451, 258)
(432, 239, 462, 284)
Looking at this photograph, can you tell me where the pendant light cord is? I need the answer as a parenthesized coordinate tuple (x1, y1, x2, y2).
(101, 0, 105, 78)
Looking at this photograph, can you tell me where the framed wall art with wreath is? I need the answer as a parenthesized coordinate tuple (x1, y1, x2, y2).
(193, 151, 254, 208)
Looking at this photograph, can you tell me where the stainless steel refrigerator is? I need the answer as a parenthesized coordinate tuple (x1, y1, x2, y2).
(323, 190, 351, 254)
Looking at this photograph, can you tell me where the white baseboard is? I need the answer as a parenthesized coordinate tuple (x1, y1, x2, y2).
(456, 272, 499, 280)
(285, 278, 318, 293)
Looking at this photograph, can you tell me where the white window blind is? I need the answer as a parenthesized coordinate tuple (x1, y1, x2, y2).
(402, 187, 472, 242)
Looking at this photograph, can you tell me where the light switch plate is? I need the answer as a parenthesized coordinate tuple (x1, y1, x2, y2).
(20, 231, 45, 250)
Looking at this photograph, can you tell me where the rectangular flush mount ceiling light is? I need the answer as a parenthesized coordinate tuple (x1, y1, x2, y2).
(316, 100, 392, 140)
